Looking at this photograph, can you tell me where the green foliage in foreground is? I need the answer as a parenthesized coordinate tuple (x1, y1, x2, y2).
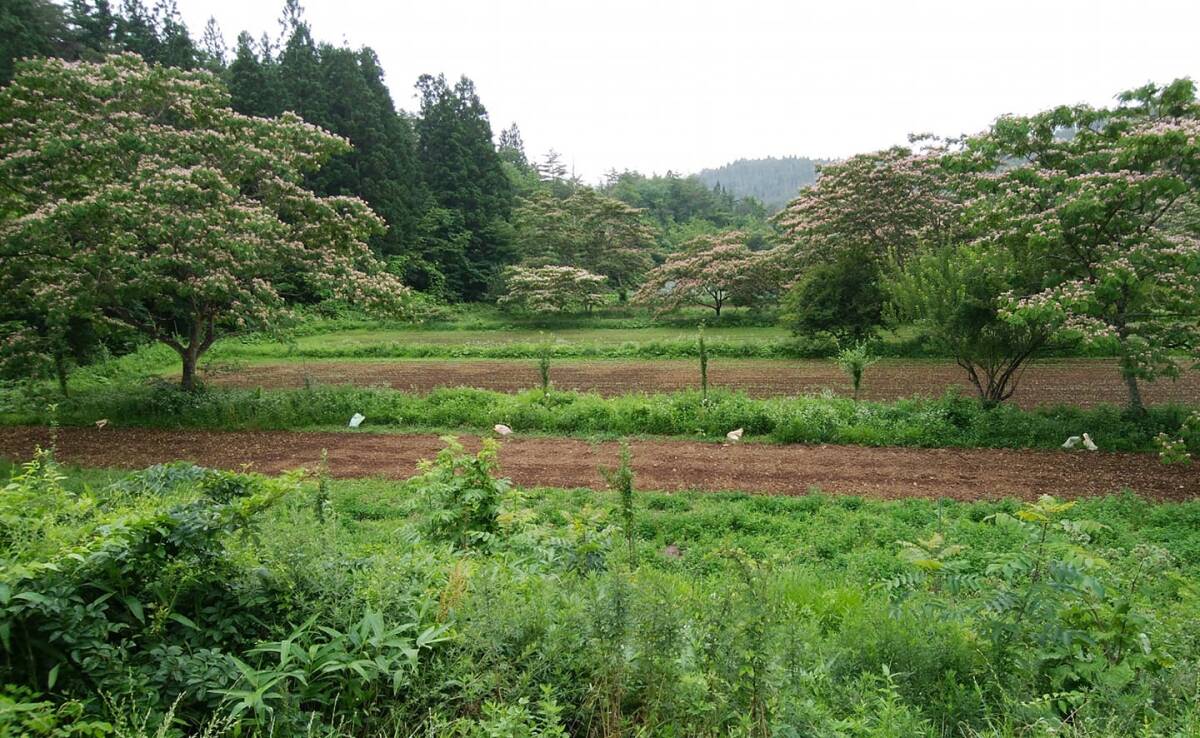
(2, 447, 1200, 736)
(13, 382, 1198, 452)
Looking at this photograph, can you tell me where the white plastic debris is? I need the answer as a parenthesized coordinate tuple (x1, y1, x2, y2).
(725, 428, 744, 444)
(348, 413, 365, 428)
(494, 424, 513, 437)
(1062, 435, 1080, 449)
(1082, 433, 1098, 451)
(95, 419, 108, 430)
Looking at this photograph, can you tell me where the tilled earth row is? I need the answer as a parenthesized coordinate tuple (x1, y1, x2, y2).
(201, 358, 1200, 409)
(2, 426, 1196, 501)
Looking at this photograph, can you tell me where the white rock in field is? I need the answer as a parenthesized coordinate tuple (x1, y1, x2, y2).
(1082, 433, 1098, 451)
(95, 419, 108, 430)
(725, 428, 744, 444)
(1062, 435, 1081, 449)
(494, 423, 513, 437)
(348, 413, 365, 428)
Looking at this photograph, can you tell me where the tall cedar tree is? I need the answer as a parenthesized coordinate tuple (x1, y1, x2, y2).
(498, 123, 530, 169)
(415, 73, 515, 300)
(67, 0, 116, 52)
(1, 0, 70, 84)
(227, 7, 427, 267)
(226, 32, 281, 117)
(311, 46, 427, 257)
(276, 6, 324, 123)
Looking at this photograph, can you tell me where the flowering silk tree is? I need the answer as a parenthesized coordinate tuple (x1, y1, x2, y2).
(0, 54, 409, 390)
(513, 188, 656, 299)
(772, 144, 964, 269)
(769, 144, 967, 340)
(497, 265, 608, 314)
(633, 231, 769, 317)
(962, 80, 1200, 412)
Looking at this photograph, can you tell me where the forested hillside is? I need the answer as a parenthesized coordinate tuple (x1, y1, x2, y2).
(697, 155, 823, 210)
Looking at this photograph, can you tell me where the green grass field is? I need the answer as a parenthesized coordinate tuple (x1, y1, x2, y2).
(288, 325, 791, 347)
(208, 324, 816, 361)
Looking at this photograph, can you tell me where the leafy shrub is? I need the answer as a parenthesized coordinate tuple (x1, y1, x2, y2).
(885, 495, 1182, 728)
(420, 436, 512, 549)
(1156, 410, 1200, 465)
(432, 687, 569, 737)
(782, 253, 885, 343)
(0, 453, 300, 729)
(0, 685, 113, 737)
(220, 610, 448, 731)
(835, 341, 879, 400)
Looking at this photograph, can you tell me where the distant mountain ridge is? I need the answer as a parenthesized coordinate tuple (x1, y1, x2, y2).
(696, 155, 827, 211)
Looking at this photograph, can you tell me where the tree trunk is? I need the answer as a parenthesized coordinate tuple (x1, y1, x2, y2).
(174, 314, 218, 392)
(180, 348, 198, 392)
(54, 353, 69, 398)
(1115, 323, 1145, 415)
(1123, 371, 1145, 415)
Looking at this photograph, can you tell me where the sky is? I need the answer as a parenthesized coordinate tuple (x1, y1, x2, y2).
(176, 0, 1200, 183)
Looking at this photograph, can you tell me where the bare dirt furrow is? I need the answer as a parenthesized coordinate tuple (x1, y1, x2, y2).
(201, 358, 1200, 410)
(2, 426, 1195, 501)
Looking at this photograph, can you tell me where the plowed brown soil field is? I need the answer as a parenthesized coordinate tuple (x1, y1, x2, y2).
(200, 358, 1200, 409)
(3, 426, 1196, 501)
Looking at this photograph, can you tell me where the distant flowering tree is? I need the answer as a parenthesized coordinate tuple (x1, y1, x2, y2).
(962, 80, 1200, 412)
(771, 145, 965, 338)
(773, 145, 964, 269)
(633, 231, 770, 317)
(0, 54, 409, 390)
(497, 265, 609, 314)
(513, 188, 657, 299)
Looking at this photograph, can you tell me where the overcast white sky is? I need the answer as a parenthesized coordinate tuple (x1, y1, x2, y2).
(176, 0, 1199, 182)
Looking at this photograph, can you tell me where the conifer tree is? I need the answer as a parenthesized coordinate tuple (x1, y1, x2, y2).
(0, 0, 70, 83)
(226, 32, 280, 117)
(415, 73, 515, 300)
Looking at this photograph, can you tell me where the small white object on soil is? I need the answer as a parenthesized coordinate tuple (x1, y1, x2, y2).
(95, 419, 108, 430)
(1082, 433, 1098, 451)
(494, 424, 513, 437)
(348, 413, 365, 428)
(1062, 435, 1080, 449)
(726, 428, 744, 444)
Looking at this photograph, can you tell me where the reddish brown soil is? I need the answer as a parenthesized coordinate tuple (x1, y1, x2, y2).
(202, 358, 1200, 410)
(2, 426, 1195, 501)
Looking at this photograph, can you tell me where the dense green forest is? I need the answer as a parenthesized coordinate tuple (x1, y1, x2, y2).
(696, 155, 824, 210)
